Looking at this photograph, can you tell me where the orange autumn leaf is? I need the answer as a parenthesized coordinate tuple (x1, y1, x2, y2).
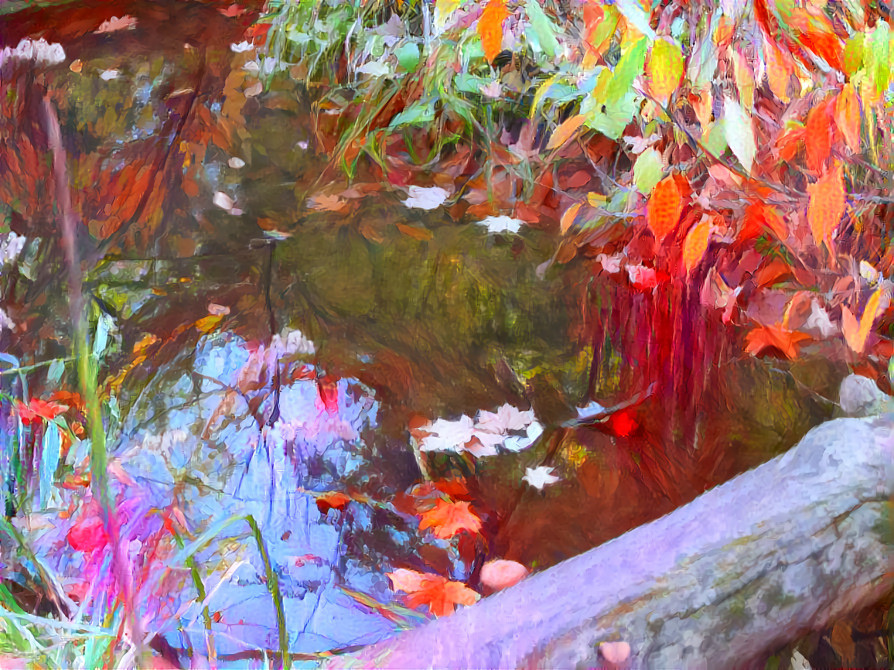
(682, 217, 711, 275)
(560, 202, 583, 234)
(807, 164, 845, 251)
(804, 101, 832, 173)
(647, 175, 684, 243)
(478, 0, 509, 63)
(842, 287, 886, 354)
(547, 115, 586, 151)
(418, 499, 482, 539)
(388, 568, 480, 616)
(745, 324, 812, 359)
(316, 491, 353, 514)
(834, 84, 861, 153)
(740, 201, 787, 242)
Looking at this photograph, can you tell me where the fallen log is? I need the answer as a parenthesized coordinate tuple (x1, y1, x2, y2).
(329, 414, 894, 669)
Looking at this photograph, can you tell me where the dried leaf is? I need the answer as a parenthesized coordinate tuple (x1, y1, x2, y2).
(316, 491, 352, 514)
(807, 163, 845, 251)
(764, 41, 792, 102)
(646, 175, 684, 242)
(682, 217, 711, 275)
(418, 499, 482, 539)
(478, 0, 509, 63)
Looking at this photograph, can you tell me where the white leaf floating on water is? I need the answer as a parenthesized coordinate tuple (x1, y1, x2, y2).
(100, 69, 120, 81)
(722, 95, 756, 174)
(523, 466, 560, 490)
(403, 185, 449, 210)
(213, 191, 242, 215)
(1, 38, 65, 66)
(418, 404, 541, 456)
(477, 215, 524, 234)
(230, 41, 255, 53)
(228, 157, 246, 169)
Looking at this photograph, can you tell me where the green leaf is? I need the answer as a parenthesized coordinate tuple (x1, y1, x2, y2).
(702, 119, 728, 157)
(633, 147, 664, 194)
(606, 38, 648, 105)
(525, 0, 560, 58)
(866, 20, 890, 97)
(842, 32, 864, 76)
(396, 42, 421, 72)
(389, 101, 436, 128)
(722, 96, 756, 173)
(585, 91, 638, 139)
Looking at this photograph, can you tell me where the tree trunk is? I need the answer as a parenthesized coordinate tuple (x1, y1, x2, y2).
(328, 415, 894, 669)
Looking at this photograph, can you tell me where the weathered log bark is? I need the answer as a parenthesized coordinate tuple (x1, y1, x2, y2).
(328, 415, 894, 669)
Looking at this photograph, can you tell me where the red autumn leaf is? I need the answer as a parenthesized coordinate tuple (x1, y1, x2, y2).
(388, 568, 479, 616)
(316, 376, 339, 414)
(807, 163, 845, 251)
(67, 514, 109, 553)
(478, 0, 509, 63)
(16, 398, 68, 425)
(740, 201, 787, 242)
(647, 175, 684, 243)
(316, 491, 352, 514)
(745, 324, 812, 360)
(417, 499, 482, 539)
(604, 408, 640, 437)
(804, 100, 832, 173)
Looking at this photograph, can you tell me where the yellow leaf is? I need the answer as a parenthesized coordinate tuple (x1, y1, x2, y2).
(764, 41, 792, 103)
(806, 163, 845, 252)
(478, 0, 509, 63)
(194, 314, 223, 334)
(547, 114, 586, 150)
(646, 38, 684, 105)
(731, 47, 755, 110)
(843, 287, 886, 354)
(560, 202, 583, 234)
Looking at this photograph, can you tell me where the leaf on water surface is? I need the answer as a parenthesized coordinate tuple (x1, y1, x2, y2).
(94, 15, 137, 34)
(403, 185, 449, 210)
(387, 568, 480, 617)
(476, 404, 535, 434)
(523, 466, 560, 490)
(476, 215, 524, 234)
(417, 499, 482, 539)
(316, 491, 353, 514)
(745, 324, 812, 359)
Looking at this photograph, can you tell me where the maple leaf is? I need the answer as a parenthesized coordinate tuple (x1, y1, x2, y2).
(476, 404, 535, 434)
(807, 164, 845, 251)
(388, 568, 480, 616)
(308, 193, 349, 213)
(478, 0, 509, 63)
(647, 175, 684, 243)
(316, 491, 352, 514)
(17, 398, 67, 425)
(745, 324, 812, 359)
(418, 499, 482, 539)
(418, 415, 476, 452)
